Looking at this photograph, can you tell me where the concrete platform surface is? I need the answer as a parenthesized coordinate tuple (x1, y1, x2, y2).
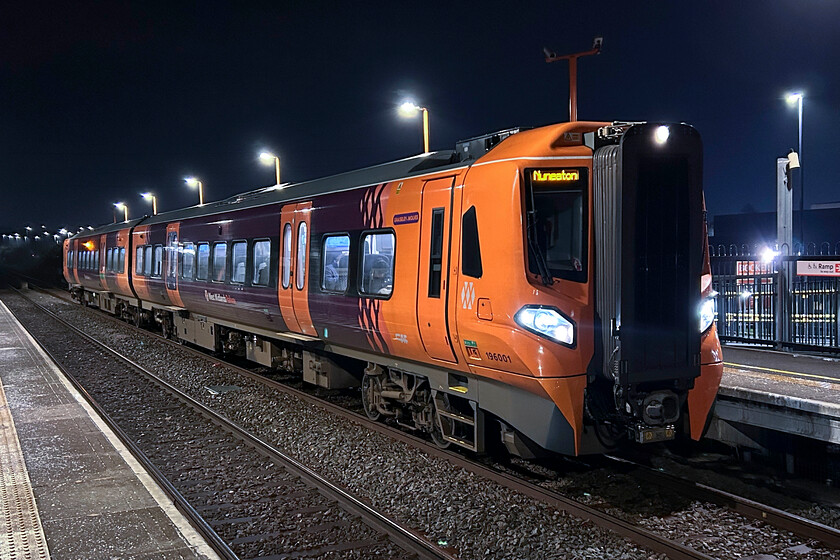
(0, 298, 220, 560)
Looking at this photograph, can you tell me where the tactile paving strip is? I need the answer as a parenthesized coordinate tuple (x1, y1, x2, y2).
(0, 375, 50, 560)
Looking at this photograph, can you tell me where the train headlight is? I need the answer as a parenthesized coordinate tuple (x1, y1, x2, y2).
(698, 293, 717, 333)
(515, 306, 575, 347)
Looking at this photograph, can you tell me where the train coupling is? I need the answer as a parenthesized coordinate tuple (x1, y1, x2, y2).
(630, 423, 676, 444)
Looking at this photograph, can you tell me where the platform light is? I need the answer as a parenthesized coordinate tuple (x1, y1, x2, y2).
(141, 192, 157, 215)
(739, 290, 753, 299)
(398, 100, 430, 154)
(259, 152, 281, 185)
(114, 202, 128, 222)
(654, 125, 670, 145)
(760, 247, 780, 264)
(185, 177, 204, 205)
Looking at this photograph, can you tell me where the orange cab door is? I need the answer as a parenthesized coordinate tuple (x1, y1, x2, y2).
(278, 202, 316, 336)
(417, 177, 457, 362)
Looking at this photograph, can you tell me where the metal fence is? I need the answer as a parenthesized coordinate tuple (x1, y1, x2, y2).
(710, 242, 840, 352)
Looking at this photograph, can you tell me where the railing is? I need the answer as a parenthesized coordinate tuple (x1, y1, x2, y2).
(710, 242, 840, 352)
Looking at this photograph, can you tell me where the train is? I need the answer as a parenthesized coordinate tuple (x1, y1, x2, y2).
(63, 120, 723, 457)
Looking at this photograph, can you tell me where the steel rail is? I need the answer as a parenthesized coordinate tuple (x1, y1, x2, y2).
(11, 289, 456, 560)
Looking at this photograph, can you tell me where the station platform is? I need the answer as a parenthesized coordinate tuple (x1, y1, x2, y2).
(709, 344, 840, 448)
(0, 300, 219, 560)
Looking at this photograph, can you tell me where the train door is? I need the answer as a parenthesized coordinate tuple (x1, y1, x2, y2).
(417, 177, 457, 362)
(165, 223, 184, 307)
(278, 202, 316, 336)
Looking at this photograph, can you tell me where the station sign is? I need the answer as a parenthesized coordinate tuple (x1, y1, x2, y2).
(796, 261, 840, 277)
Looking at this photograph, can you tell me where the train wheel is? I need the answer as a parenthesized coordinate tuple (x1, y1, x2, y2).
(426, 391, 450, 449)
(360, 374, 381, 421)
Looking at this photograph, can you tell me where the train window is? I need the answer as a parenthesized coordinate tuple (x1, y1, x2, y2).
(181, 242, 195, 279)
(212, 242, 227, 282)
(359, 231, 394, 297)
(94, 250, 100, 271)
(153, 245, 163, 277)
(428, 208, 445, 298)
(321, 235, 350, 293)
(67, 250, 73, 269)
(281, 224, 292, 289)
(144, 245, 153, 276)
(119, 247, 126, 273)
(461, 206, 483, 278)
(252, 239, 271, 287)
(295, 222, 307, 290)
(231, 241, 247, 284)
(106, 249, 113, 272)
(135, 247, 144, 275)
(196, 243, 210, 280)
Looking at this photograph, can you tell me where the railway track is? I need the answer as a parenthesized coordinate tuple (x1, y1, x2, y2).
(12, 286, 840, 559)
(6, 288, 456, 560)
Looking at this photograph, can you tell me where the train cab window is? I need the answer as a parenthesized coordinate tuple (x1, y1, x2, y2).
(153, 245, 163, 277)
(118, 248, 126, 273)
(321, 235, 350, 293)
(135, 247, 144, 275)
(231, 241, 246, 284)
(252, 239, 271, 287)
(462, 206, 483, 279)
(295, 222, 307, 290)
(181, 242, 196, 279)
(212, 242, 227, 282)
(360, 231, 394, 297)
(143, 245, 152, 276)
(196, 243, 210, 280)
(281, 224, 292, 289)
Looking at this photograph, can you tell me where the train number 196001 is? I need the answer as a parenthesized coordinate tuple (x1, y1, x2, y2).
(485, 352, 511, 363)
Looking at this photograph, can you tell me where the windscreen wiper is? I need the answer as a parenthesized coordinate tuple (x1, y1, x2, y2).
(527, 210, 554, 286)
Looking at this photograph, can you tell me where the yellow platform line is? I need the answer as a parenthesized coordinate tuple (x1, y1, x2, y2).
(724, 361, 840, 383)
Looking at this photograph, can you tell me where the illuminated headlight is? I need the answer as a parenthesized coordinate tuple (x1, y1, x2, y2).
(698, 293, 717, 333)
(515, 306, 575, 347)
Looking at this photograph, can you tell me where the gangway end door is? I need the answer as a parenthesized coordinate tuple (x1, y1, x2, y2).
(417, 177, 457, 363)
(279, 202, 316, 336)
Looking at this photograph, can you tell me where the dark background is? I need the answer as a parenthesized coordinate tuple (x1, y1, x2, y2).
(2, 0, 838, 234)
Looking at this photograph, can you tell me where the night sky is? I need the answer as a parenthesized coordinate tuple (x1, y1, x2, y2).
(2, 1, 838, 234)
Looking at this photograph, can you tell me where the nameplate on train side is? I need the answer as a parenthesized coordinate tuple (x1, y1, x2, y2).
(393, 212, 420, 225)
(796, 261, 840, 277)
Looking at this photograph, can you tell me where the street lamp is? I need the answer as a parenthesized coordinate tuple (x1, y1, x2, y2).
(259, 152, 281, 185)
(141, 192, 158, 215)
(185, 177, 204, 205)
(785, 91, 804, 242)
(115, 202, 128, 222)
(398, 101, 430, 154)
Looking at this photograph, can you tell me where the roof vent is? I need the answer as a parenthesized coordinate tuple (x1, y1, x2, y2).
(455, 127, 525, 162)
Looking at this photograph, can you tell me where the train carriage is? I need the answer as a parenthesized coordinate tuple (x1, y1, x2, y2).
(64, 120, 723, 457)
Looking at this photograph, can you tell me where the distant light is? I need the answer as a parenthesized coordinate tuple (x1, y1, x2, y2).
(34, 236, 40, 240)
(141, 192, 153, 200)
(185, 177, 199, 187)
(115, 202, 125, 210)
(259, 152, 276, 163)
(25, 226, 32, 231)
(786, 92, 803, 106)
(87, 226, 94, 230)
(654, 125, 670, 144)
(760, 247, 779, 263)
(739, 290, 753, 299)
(398, 101, 421, 118)
(59, 228, 67, 235)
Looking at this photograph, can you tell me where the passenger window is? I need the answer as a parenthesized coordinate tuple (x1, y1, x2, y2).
(295, 222, 307, 290)
(212, 242, 227, 282)
(153, 245, 163, 277)
(94, 250, 100, 270)
(461, 206, 483, 278)
(321, 235, 350, 293)
(231, 241, 247, 283)
(68, 250, 73, 269)
(196, 243, 210, 280)
(143, 246, 152, 276)
(106, 249, 113, 272)
(136, 247, 144, 275)
(252, 239, 271, 286)
(360, 231, 395, 297)
(282, 224, 292, 289)
(119, 248, 126, 273)
(181, 243, 195, 279)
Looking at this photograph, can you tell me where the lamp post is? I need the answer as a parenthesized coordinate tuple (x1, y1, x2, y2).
(259, 152, 281, 185)
(785, 92, 804, 244)
(141, 192, 157, 215)
(544, 37, 603, 122)
(115, 202, 128, 222)
(185, 177, 204, 205)
(398, 101, 430, 154)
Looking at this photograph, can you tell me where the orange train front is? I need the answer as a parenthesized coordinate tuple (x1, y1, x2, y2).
(63, 120, 723, 456)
